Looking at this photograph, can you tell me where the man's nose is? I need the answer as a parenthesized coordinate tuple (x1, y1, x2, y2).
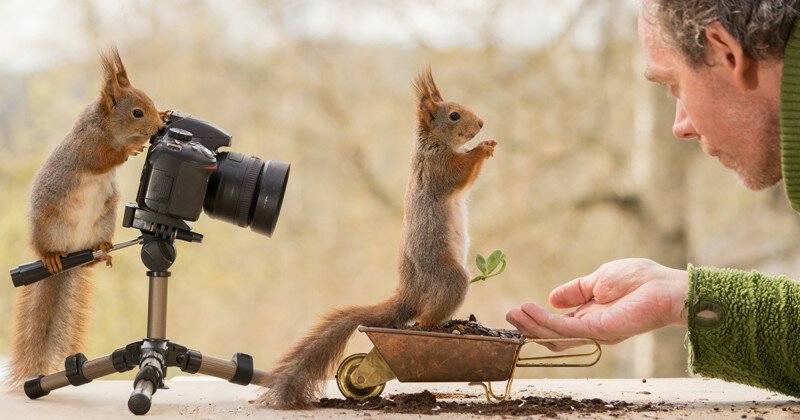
(672, 99, 698, 140)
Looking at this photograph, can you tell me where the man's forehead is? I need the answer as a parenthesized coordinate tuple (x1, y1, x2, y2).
(638, 8, 680, 79)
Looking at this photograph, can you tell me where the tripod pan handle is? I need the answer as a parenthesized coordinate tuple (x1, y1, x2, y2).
(10, 250, 95, 287)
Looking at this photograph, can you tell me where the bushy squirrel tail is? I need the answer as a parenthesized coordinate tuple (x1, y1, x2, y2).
(7, 267, 93, 389)
(256, 295, 413, 409)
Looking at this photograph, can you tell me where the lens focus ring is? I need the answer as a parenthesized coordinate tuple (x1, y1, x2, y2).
(204, 152, 264, 228)
(237, 156, 262, 226)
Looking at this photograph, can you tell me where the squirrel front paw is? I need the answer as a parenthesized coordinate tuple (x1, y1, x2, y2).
(124, 143, 146, 158)
(42, 252, 68, 274)
(474, 140, 497, 158)
(94, 242, 113, 268)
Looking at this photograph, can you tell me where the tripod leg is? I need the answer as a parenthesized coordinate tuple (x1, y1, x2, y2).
(24, 353, 124, 399)
(168, 344, 270, 385)
(184, 351, 271, 386)
(128, 378, 155, 415)
(127, 340, 167, 415)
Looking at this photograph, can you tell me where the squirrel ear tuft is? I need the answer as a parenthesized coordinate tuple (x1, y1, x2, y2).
(413, 65, 444, 105)
(111, 46, 131, 88)
(422, 66, 443, 103)
(100, 48, 122, 112)
(413, 66, 443, 127)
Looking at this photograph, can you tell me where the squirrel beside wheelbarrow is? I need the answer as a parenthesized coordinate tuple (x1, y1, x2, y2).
(256, 67, 497, 409)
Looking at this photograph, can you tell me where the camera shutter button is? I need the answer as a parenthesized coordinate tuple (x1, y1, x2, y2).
(168, 127, 193, 142)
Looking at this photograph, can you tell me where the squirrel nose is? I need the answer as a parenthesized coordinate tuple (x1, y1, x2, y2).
(478, 119, 484, 128)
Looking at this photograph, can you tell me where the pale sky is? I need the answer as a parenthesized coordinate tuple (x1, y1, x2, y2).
(0, 0, 634, 74)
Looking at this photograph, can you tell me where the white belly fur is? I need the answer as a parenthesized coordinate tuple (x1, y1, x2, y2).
(65, 171, 116, 250)
(449, 191, 470, 267)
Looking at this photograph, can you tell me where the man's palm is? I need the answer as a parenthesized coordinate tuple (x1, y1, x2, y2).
(506, 259, 687, 347)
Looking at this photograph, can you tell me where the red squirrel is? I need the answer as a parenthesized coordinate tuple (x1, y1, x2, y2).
(257, 67, 497, 409)
(7, 48, 163, 387)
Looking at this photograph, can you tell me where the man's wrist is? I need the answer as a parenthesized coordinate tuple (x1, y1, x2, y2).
(668, 267, 689, 326)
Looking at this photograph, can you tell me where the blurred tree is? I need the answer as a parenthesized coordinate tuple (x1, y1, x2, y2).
(2, 0, 799, 384)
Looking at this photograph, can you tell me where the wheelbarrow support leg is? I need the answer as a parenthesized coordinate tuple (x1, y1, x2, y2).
(349, 347, 396, 388)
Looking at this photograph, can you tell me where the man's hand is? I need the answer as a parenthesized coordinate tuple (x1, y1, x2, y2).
(506, 258, 688, 350)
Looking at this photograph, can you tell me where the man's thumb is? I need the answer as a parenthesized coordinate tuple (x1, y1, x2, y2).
(549, 273, 598, 309)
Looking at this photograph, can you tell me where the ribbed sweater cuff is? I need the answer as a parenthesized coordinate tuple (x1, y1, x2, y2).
(685, 264, 800, 398)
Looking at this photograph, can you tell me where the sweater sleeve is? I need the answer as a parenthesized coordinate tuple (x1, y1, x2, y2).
(685, 264, 800, 397)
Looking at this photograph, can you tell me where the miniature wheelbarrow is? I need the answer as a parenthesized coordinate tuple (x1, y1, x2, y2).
(336, 326, 602, 403)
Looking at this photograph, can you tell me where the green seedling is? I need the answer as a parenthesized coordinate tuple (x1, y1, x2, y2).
(470, 250, 507, 283)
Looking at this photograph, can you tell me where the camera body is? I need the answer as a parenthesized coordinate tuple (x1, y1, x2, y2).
(136, 111, 289, 236)
(136, 123, 217, 221)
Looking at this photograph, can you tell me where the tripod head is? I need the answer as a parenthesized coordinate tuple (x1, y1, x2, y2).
(122, 203, 203, 272)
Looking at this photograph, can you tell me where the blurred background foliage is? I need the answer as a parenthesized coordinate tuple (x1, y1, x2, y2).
(2, 0, 800, 383)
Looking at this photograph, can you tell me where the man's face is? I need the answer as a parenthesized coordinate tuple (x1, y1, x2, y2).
(638, 9, 782, 190)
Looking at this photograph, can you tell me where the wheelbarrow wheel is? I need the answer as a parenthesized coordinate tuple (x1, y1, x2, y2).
(336, 353, 385, 401)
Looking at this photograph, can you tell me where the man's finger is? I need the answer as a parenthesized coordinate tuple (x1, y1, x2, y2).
(506, 307, 564, 351)
(520, 302, 593, 338)
(508, 305, 597, 351)
(548, 272, 599, 309)
(507, 306, 562, 338)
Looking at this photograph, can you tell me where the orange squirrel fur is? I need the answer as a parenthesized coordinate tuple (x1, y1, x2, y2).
(256, 67, 496, 409)
(7, 48, 163, 388)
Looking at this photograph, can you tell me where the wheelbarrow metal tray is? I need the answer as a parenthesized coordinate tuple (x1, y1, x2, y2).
(358, 326, 523, 382)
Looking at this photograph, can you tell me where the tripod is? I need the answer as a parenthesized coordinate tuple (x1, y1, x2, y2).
(20, 204, 270, 415)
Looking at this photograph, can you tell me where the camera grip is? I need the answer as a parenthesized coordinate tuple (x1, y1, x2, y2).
(10, 250, 96, 287)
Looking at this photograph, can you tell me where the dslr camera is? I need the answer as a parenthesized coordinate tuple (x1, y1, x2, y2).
(11, 111, 289, 286)
(133, 111, 290, 236)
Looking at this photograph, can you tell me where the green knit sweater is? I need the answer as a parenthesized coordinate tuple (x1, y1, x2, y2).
(684, 22, 800, 398)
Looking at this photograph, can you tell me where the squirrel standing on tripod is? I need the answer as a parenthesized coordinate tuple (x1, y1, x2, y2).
(257, 67, 497, 409)
(7, 48, 163, 387)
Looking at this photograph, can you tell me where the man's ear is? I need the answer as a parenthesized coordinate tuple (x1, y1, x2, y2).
(705, 21, 757, 90)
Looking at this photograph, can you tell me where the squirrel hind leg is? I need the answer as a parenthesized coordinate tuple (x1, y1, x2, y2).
(417, 308, 453, 329)
(417, 291, 463, 327)
(416, 270, 470, 329)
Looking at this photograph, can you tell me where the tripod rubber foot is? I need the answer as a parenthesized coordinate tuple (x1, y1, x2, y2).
(128, 391, 152, 415)
(24, 375, 48, 399)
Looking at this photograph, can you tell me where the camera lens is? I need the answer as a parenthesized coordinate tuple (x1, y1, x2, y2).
(203, 152, 290, 236)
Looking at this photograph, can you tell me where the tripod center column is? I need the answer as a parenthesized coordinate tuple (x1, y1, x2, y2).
(147, 272, 170, 339)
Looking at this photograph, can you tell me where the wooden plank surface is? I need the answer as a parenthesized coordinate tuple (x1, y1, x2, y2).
(2, 377, 798, 419)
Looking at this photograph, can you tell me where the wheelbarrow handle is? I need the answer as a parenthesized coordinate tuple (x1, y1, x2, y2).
(515, 337, 602, 368)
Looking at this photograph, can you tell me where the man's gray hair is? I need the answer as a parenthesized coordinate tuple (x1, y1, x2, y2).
(647, 0, 799, 65)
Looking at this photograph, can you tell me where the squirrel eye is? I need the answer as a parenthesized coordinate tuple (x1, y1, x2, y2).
(449, 112, 461, 121)
(133, 109, 144, 118)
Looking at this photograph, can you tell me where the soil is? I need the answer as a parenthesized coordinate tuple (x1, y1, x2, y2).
(318, 390, 679, 417)
(398, 314, 523, 340)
